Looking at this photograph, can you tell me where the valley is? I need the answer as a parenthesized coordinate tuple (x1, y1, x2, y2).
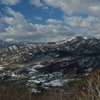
(0, 36, 100, 100)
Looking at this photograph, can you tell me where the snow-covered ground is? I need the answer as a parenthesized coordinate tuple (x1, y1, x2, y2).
(44, 80, 62, 86)
(0, 66, 3, 70)
(0, 64, 81, 93)
(27, 65, 44, 72)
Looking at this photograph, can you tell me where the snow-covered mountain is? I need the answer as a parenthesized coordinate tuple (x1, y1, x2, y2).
(0, 38, 40, 48)
(0, 39, 27, 48)
(0, 36, 100, 93)
(0, 36, 100, 73)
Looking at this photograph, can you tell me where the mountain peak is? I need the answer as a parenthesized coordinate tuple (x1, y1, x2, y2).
(67, 36, 83, 41)
(4, 39, 18, 42)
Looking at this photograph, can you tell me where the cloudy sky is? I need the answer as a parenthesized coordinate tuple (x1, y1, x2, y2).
(0, 0, 100, 42)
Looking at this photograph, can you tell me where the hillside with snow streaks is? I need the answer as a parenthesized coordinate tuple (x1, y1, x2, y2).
(0, 36, 100, 93)
(0, 36, 100, 70)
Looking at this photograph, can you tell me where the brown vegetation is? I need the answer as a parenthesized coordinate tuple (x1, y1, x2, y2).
(0, 71, 100, 100)
(0, 81, 69, 100)
(72, 71, 100, 100)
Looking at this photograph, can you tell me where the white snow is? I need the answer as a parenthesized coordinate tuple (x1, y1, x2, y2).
(85, 73, 89, 76)
(28, 79, 45, 83)
(27, 65, 44, 72)
(5, 39, 18, 42)
(68, 36, 76, 41)
(28, 68, 37, 72)
(5, 39, 14, 42)
(12, 73, 21, 78)
(9, 46, 13, 51)
(33, 65, 44, 68)
(83, 37, 88, 40)
(30, 76, 36, 79)
(13, 45, 18, 50)
(31, 88, 41, 93)
(0, 67, 3, 70)
(44, 80, 62, 86)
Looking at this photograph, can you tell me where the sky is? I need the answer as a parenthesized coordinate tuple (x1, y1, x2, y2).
(1, 0, 100, 42)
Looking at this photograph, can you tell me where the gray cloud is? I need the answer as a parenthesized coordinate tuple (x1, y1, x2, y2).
(30, 0, 44, 7)
(0, 28, 7, 33)
(0, 7, 75, 42)
(2, 7, 37, 35)
(42, 0, 100, 16)
(34, 16, 43, 20)
(1, 3, 100, 42)
(46, 19, 63, 25)
(0, 0, 20, 5)
(43, 6, 49, 10)
(64, 15, 100, 37)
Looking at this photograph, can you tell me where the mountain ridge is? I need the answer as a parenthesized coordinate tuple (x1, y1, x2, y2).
(0, 36, 100, 93)
(0, 36, 100, 72)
